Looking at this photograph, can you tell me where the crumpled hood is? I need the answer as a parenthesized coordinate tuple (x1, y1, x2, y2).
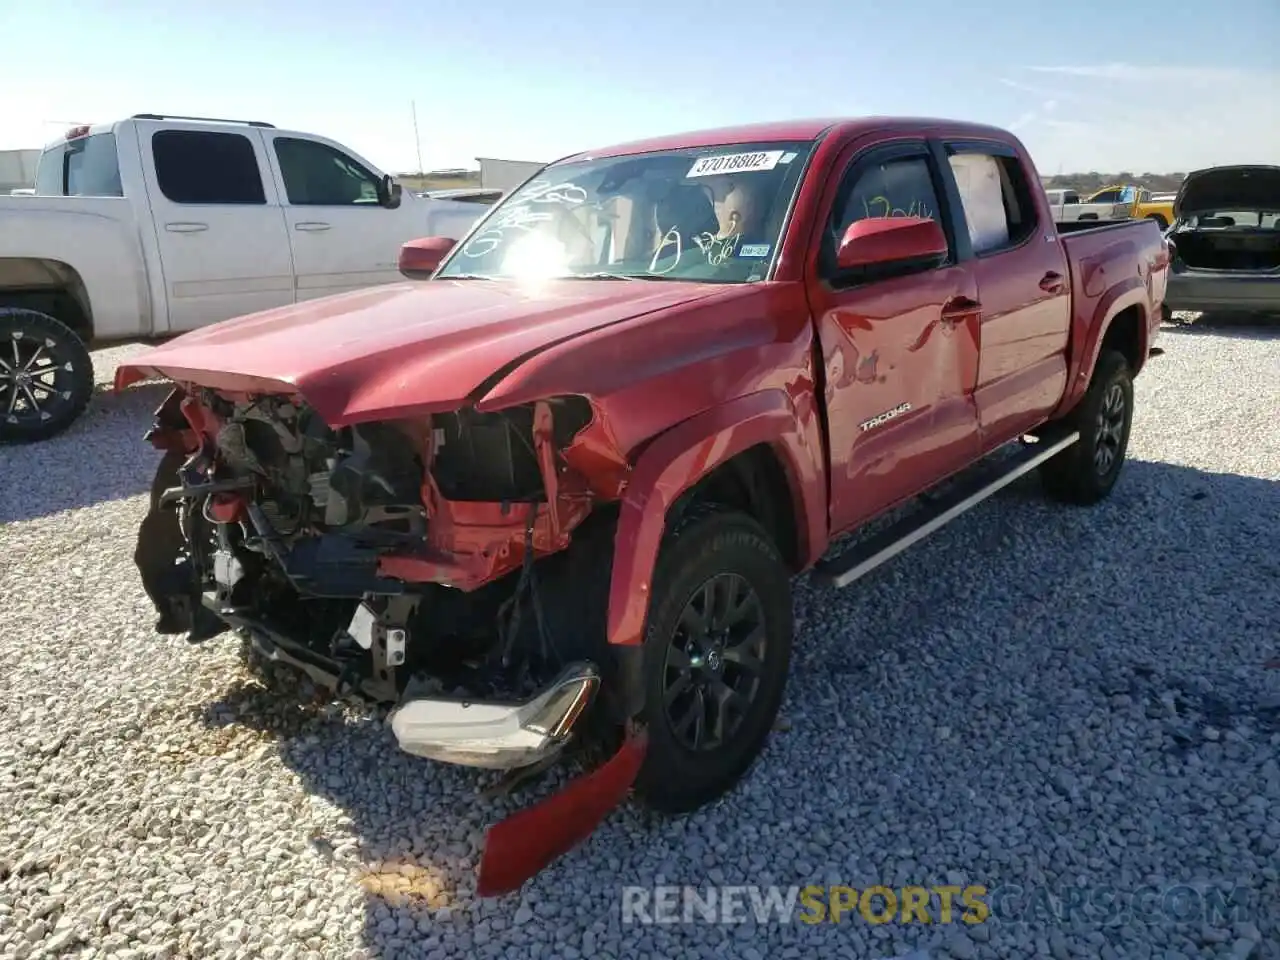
(115, 279, 724, 425)
(1175, 165, 1280, 218)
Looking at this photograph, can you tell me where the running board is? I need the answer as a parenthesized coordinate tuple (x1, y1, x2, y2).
(813, 430, 1081, 589)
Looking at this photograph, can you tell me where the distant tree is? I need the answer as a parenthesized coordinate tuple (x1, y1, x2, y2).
(1042, 171, 1187, 194)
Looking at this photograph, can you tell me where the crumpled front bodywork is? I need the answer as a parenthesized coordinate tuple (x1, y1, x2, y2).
(114, 278, 730, 426)
(121, 273, 827, 897)
(119, 275, 825, 623)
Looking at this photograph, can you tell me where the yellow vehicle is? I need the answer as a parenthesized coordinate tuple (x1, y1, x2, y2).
(1125, 186, 1176, 230)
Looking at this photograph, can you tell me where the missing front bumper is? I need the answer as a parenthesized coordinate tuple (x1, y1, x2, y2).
(389, 662, 601, 770)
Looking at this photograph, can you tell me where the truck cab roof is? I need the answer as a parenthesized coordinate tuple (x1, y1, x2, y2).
(558, 116, 1023, 163)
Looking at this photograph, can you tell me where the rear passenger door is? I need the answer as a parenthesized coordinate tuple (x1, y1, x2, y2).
(936, 140, 1071, 444)
(135, 122, 295, 333)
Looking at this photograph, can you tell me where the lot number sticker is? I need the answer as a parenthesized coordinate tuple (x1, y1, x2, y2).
(687, 150, 785, 178)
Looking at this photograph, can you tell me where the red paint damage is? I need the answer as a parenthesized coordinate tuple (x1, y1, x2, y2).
(377, 400, 601, 590)
(114, 279, 727, 427)
(477, 728, 648, 898)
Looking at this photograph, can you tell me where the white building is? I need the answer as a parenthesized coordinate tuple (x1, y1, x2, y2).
(477, 157, 545, 192)
(0, 149, 40, 194)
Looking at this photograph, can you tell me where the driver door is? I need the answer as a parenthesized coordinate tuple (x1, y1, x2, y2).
(266, 135, 418, 300)
(807, 139, 982, 535)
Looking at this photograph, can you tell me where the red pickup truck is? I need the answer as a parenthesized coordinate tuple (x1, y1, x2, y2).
(117, 116, 1169, 895)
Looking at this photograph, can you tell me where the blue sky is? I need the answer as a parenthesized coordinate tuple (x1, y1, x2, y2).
(3, 0, 1277, 176)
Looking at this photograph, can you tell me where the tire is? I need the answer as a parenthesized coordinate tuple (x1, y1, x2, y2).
(1039, 349, 1134, 505)
(0, 307, 94, 444)
(632, 508, 794, 814)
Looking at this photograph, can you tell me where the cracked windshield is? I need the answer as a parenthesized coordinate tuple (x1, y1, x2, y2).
(436, 142, 815, 282)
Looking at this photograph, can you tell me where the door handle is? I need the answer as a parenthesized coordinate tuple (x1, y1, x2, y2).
(940, 296, 980, 325)
(1039, 271, 1065, 293)
(165, 222, 208, 233)
(294, 222, 331, 232)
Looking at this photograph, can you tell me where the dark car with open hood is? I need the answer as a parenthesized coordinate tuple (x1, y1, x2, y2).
(1164, 164, 1280, 319)
(115, 115, 1170, 897)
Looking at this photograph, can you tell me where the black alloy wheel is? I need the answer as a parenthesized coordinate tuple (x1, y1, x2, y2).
(1093, 380, 1127, 477)
(0, 308, 94, 444)
(633, 508, 794, 814)
(661, 572, 768, 752)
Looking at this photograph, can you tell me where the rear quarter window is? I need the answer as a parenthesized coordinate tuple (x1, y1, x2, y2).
(34, 133, 123, 197)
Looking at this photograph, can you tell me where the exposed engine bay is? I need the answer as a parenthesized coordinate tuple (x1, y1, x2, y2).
(135, 386, 623, 771)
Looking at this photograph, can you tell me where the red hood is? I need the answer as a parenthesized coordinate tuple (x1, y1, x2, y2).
(115, 279, 724, 425)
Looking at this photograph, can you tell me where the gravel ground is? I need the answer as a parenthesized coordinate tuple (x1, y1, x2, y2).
(1, 315, 1277, 960)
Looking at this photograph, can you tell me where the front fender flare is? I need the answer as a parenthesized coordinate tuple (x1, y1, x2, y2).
(604, 388, 826, 650)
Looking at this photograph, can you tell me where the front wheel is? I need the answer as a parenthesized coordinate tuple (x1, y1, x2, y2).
(632, 508, 794, 814)
(1039, 349, 1135, 505)
(0, 308, 94, 444)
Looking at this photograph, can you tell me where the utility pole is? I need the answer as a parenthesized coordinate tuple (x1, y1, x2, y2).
(411, 101, 424, 176)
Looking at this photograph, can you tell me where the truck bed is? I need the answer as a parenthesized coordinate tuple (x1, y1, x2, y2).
(0, 194, 150, 341)
(1058, 216, 1168, 376)
(1055, 218, 1142, 237)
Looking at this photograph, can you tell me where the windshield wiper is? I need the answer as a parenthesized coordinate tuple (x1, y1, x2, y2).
(438, 273, 495, 281)
(570, 272, 639, 281)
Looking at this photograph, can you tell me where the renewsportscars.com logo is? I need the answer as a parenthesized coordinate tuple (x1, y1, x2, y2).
(621, 883, 1259, 927)
(623, 885, 988, 925)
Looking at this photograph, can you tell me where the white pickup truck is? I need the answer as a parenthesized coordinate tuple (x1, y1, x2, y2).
(0, 114, 503, 443)
(1044, 187, 1132, 224)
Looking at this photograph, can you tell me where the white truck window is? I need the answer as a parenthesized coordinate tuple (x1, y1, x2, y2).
(151, 130, 267, 205)
(33, 133, 123, 197)
(273, 138, 380, 206)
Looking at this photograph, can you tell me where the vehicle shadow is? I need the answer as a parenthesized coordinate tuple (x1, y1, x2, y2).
(1163, 309, 1280, 339)
(0, 380, 173, 524)
(192, 457, 1279, 958)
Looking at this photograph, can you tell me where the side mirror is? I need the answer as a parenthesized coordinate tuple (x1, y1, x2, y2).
(836, 216, 948, 272)
(399, 237, 456, 279)
(379, 174, 403, 209)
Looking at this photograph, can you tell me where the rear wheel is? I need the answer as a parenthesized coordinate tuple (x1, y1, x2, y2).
(0, 308, 94, 444)
(632, 508, 793, 813)
(1039, 349, 1134, 505)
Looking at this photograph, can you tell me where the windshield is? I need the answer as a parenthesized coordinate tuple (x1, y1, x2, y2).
(436, 140, 816, 283)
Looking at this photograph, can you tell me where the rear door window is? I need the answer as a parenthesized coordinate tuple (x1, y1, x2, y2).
(151, 130, 267, 205)
(945, 149, 1039, 255)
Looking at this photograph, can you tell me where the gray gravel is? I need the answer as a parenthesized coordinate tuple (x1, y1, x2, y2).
(1, 315, 1278, 960)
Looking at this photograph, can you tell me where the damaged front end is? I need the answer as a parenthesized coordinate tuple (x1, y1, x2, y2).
(134, 385, 644, 892)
